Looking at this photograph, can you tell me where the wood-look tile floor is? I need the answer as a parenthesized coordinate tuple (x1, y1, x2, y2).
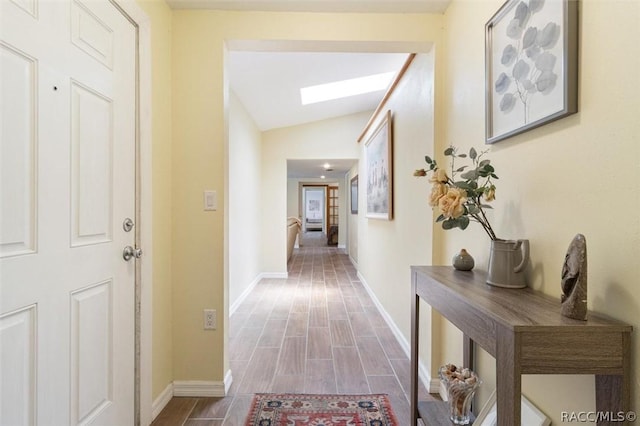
(152, 234, 435, 425)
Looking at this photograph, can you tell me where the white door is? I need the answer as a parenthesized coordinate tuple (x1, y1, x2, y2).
(0, 0, 137, 424)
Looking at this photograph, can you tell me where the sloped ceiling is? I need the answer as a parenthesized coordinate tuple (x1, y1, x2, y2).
(228, 51, 410, 131)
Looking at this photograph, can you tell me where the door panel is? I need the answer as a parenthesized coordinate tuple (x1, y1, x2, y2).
(70, 0, 114, 69)
(70, 280, 113, 425)
(0, 43, 37, 257)
(0, 0, 137, 424)
(0, 305, 37, 425)
(70, 81, 113, 247)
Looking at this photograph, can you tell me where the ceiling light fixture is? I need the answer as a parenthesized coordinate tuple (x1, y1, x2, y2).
(323, 163, 331, 169)
(300, 71, 396, 105)
(320, 175, 326, 179)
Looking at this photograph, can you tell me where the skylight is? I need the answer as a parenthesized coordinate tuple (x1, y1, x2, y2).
(300, 71, 396, 105)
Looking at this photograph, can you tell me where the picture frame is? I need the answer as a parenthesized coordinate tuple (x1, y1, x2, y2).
(474, 390, 550, 426)
(485, 0, 578, 144)
(364, 110, 393, 220)
(350, 175, 358, 214)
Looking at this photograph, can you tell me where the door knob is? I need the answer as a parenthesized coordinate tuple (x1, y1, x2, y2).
(123, 246, 143, 261)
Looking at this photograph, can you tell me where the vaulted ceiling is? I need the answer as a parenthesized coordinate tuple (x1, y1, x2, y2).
(228, 51, 409, 131)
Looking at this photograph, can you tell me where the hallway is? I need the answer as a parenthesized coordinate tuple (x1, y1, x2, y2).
(152, 241, 433, 425)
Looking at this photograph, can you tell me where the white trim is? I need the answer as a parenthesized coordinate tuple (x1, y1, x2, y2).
(261, 272, 288, 279)
(230, 272, 289, 315)
(428, 375, 441, 394)
(438, 379, 447, 401)
(110, 0, 152, 425)
(338, 244, 346, 249)
(230, 274, 261, 315)
(348, 254, 358, 270)
(356, 270, 436, 393)
(151, 383, 173, 421)
(224, 369, 233, 395)
(173, 380, 227, 397)
(151, 371, 232, 420)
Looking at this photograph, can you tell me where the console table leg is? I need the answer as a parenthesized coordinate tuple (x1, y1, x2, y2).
(411, 276, 420, 426)
(595, 331, 631, 425)
(496, 328, 521, 426)
(463, 334, 474, 370)
(595, 374, 630, 425)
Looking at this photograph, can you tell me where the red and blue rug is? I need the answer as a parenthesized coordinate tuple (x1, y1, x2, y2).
(245, 393, 399, 425)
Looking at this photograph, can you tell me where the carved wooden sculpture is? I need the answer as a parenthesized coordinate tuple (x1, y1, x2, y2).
(561, 234, 588, 320)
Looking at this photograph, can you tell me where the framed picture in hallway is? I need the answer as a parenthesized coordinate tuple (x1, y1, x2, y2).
(350, 175, 359, 214)
(485, 0, 578, 144)
(364, 110, 393, 220)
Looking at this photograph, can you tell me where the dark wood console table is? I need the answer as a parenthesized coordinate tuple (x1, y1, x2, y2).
(411, 266, 632, 426)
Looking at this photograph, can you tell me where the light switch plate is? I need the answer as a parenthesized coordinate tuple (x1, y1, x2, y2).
(204, 190, 217, 211)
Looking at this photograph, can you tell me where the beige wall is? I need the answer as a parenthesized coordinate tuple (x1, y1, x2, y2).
(134, 0, 174, 401)
(357, 53, 438, 381)
(262, 111, 370, 272)
(171, 10, 445, 385)
(228, 91, 263, 308)
(439, 0, 640, 418)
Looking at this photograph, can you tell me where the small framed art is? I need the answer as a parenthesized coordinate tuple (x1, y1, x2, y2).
(350, 175, 358, 214)
(364, 110, 393, 220)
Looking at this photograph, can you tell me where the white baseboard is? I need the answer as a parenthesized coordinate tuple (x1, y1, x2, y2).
(348, 254, 358, 270)
(338, 244, 346, 249)
(356, 270, 436, 393)
(230, 272, 289, 315)
(224, 369, 233, 395)
(230, 274, 261, 315)
(173, 379, 227, 397)
(152, 371, 233, 420)
(151, 382, 173, 420)
(438, 380, 447, 401)
(261, 272, 288, 279)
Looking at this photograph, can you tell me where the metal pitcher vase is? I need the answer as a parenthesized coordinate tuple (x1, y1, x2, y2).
(486, 239, 529, 288)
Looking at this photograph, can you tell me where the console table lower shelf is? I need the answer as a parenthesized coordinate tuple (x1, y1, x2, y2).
(418, 401, 475, 426)
(410, 266, 632, 426)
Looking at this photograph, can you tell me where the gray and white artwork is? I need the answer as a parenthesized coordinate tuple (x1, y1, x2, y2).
(560, 233, 587, 321)
(490, 0, 564, 137)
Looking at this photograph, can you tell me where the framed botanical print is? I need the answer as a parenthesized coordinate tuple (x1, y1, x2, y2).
(485, 0, 578, 143)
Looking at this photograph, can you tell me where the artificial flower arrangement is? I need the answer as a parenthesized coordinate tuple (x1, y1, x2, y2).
(414, 146, 499, 241)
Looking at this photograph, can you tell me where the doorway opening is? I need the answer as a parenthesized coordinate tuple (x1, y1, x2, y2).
(302, 185, 326, 233)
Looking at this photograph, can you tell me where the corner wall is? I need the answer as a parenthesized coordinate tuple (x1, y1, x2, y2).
(228, 91, 262, 309)
(439, 0, 640, 419)
(134, 0, 174, 403)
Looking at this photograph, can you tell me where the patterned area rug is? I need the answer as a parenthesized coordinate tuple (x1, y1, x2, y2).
(245, 393, 399, 425)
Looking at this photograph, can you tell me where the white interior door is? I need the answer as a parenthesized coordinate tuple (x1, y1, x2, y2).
(1, 0, 137, 424)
